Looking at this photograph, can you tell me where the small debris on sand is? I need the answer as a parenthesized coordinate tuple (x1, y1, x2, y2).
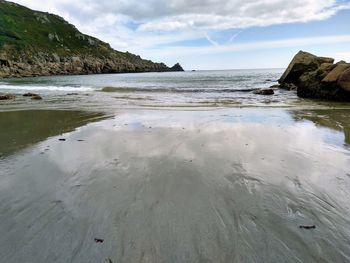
(299, 225, 316, 230)
(94, 238, 104, 243)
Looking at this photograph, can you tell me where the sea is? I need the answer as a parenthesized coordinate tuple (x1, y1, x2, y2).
(0, 69, 309, 111)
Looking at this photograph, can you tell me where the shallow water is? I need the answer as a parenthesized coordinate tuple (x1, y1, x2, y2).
(0, 70, 304, 111)
(0, 110, 106, 157)
(0, 108, 350, 263)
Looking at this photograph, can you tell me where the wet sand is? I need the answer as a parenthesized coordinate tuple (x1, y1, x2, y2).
(0, 110, 106, 157)
(0, 108, 350, 263)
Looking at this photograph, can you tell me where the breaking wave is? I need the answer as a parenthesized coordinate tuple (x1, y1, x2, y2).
(0, 84, 94, 92)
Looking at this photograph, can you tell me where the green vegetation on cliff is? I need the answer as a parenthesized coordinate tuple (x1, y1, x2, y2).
(0, 0, 183, 77)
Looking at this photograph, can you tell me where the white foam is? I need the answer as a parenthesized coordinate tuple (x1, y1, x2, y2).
(0, 84, 94, 92)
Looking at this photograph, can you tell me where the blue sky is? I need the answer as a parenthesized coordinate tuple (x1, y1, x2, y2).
(12, 0, 350, 69)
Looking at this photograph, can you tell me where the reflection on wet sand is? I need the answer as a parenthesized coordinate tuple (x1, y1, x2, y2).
(0, 109, 349, 263)
(0, 110, 106, 157)
(292, 109, 350, 145)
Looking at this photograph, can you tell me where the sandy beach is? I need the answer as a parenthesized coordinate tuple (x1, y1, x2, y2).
(1, 108, 350, 262)
(1, 0, 350, 261)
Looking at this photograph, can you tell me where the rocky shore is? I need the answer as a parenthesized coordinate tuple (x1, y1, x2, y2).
(278, 51, 350, 101)
(0, 52, 184, 78)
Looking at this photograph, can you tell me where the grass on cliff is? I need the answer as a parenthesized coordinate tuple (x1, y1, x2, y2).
(0, 0, 161, 68)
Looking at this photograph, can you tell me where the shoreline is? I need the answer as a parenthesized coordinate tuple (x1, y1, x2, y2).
(0, 66, 185, 79)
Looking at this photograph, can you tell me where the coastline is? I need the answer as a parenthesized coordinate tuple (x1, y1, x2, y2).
(1, 0, 350, 262)
(0, 58, 184, 78)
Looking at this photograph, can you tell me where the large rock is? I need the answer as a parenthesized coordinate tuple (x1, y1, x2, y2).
(279, 51, 334, 84)
(169, 63, 184, 72)
(279, 51, 350, 101)
(338, 68, 350, 92)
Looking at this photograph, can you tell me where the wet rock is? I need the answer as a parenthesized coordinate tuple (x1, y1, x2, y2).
(253, 88, 274, 95)
(269, 84, 281, 89)
(23, 92, 39, 97)
(31, 95, 43, 100)
(279, 83, 297, 91)
(0, 94, 15, 100)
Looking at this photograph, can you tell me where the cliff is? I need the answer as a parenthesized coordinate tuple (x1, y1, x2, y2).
(0, 0, 184, 78)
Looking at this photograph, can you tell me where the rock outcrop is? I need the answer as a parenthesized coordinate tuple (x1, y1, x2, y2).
(169, 63, 184, 72)
(0, 52, 183, 78)
(0, 0, 184, 78)
(278, 51, 350, 101)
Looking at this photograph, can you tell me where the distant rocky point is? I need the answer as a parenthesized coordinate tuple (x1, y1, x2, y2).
(0, 0, 183, 78)
(278, 50, 350, 101)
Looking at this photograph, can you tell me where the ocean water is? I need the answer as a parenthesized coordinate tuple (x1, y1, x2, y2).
(0, 69, 309, 111)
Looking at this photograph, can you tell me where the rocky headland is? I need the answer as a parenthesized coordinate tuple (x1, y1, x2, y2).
(0, 0, 183, 78)
(278, 51, 350, 101)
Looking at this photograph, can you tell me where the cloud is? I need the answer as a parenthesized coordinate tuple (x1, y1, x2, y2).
(9, 0, 350, 65)
(204, 33, 219, 46)
(11, 0, 350, 32)
(144, 34, 350, 59)
(136, 1, 350, 32)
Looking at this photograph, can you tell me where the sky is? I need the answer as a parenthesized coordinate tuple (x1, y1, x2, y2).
(10, 0, 350, 70)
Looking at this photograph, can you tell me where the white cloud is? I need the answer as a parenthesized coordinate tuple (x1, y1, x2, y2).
(145, 35, 350, 58)
(136, 1, 350, 32)
(11, 0, 350, 33)
(8, 0, 350, 66)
